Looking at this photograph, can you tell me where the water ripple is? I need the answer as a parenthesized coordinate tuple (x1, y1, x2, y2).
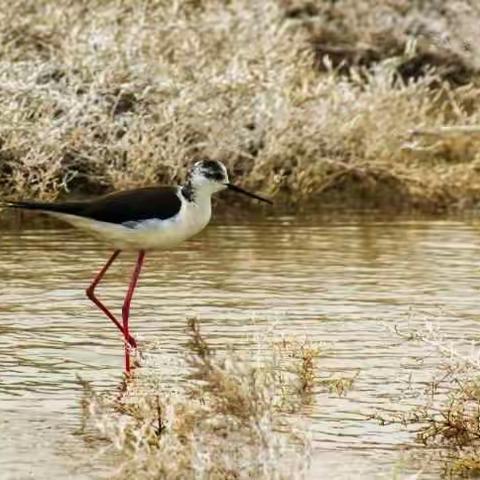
(1, 216, 480, 478)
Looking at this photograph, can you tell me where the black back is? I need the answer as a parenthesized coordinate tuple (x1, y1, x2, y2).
(8, 186, 182, 224)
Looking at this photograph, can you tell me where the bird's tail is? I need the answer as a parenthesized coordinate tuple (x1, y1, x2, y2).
(2, 200, 83, 215)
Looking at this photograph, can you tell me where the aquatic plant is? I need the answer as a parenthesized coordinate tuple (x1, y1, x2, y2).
(78, 318, 351, 479)
(374, 320, 480, 478)
(2, 1, 480, 210)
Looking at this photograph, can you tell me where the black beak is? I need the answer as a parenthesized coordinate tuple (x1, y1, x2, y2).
(226, 183, 273, 205)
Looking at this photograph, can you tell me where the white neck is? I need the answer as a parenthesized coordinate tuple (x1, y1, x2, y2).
(178, 185, 212, 239)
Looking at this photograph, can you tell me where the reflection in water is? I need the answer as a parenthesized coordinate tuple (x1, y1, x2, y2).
(1, 214, 480, 478)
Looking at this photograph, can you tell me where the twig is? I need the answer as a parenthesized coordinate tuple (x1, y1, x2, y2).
(409, 126, 480, 138)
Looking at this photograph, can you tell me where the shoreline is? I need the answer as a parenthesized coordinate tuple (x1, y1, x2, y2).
(2, 205, 479, 232)
(0, 1, 480, 215)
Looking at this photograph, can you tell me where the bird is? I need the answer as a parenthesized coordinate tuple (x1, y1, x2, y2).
(4, 159, 272, 374)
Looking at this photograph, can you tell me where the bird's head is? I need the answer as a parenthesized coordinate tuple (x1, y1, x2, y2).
(188, 160, 230, 194)
(186, 159, 272, 204)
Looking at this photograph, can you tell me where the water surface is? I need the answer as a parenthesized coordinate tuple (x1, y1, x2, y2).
(2, 213, 480, 479)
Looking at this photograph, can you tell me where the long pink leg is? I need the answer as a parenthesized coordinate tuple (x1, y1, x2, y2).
(86, 250, 137, 348)
(122, 250, 146, 373)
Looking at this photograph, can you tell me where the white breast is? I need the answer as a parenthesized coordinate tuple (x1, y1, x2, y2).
(46, 194, 212, 251)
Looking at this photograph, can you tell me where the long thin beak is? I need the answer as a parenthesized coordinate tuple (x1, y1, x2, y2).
(226, 183, 273, 205)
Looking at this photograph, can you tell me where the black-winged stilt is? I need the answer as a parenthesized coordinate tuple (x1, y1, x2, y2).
(5, 160, 272, 373)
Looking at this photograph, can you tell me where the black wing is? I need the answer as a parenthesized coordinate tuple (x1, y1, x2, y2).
(6, 186, 182, 224)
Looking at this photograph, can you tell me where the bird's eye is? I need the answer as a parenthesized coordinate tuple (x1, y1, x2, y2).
(203, 170, 224, 181)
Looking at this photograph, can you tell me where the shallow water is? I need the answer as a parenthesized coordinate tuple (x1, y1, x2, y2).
(2, 213, 480, 479)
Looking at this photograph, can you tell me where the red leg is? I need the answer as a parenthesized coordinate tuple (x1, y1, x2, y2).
(86, 250, 137, 348)
(122, 250, 146, 374)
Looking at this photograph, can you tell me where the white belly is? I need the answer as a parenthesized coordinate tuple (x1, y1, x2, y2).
(46, 201, 212, 250)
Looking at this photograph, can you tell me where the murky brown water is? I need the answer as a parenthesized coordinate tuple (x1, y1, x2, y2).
(2, 213, 480, 479)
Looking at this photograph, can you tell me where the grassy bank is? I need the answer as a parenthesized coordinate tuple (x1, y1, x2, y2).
(2, 0, 480, 211)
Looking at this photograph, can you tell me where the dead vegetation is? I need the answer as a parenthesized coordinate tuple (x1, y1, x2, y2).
(285, 0, 480, 86)
(373, 322, 480, 478)
(1, 1, 480, 211)
(79, 318, 353, 479)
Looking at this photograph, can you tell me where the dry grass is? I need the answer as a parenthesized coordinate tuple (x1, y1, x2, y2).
(78, 318, 351, 479)
(287, 0, 480, 85)
(373, 321, 480, 478)
(2, 1, 480, 210)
